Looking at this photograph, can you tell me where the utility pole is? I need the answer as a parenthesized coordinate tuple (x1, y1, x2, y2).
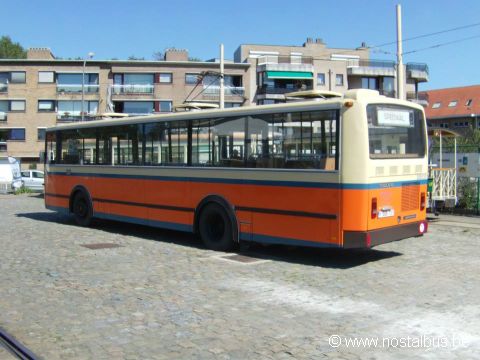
(81, 52, 95, 121)
(396, 4, 405, 100)
(220, 44, 224, 109)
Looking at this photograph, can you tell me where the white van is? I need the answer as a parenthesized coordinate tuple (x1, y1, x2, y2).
(0, 156, 23, 193)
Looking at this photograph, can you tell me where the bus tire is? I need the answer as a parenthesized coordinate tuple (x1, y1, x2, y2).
(72, 191, 93, 227)
(198, 202, 235, 251)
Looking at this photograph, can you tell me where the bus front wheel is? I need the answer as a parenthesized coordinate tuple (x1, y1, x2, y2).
(198, 203, 235, 251)
(72, 192, 92, 227)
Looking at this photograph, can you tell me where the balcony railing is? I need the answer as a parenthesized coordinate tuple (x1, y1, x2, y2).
(258, 85, 313, 95)
(348, 59, 396, 69)
(0, 112, 6, 121)
(56, 113, 98, 122)
(111, 84, 154, 95)
(406, 63, 429, 75)
(379, 90, 396, 98)
(57, 84, 100, 93)
(0, 84, 7, 93)
(257, 55, 313, 65)
(203, 86, 245, 96)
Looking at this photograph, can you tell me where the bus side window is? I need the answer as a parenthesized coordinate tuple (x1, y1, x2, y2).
(46, 132, 56, 164)
(212, 116, 246, 167)
(192, 119, 212, 166)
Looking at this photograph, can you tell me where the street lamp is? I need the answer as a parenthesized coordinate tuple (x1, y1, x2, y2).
(81, 52, 95, 121)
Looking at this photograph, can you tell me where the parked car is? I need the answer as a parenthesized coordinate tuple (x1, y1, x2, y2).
(0, 156, 23, 193)
(21, 170, 44, 192)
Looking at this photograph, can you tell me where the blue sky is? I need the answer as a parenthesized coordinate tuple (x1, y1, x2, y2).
(3, 0, 480, 90)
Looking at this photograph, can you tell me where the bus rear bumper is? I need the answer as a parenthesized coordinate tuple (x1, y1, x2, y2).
(343, 221, 428, 249)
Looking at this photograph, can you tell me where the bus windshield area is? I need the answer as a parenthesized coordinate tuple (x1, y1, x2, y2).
(367, 104, 425, 159)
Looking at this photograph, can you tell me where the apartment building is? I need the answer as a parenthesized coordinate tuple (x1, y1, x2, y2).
(419, 85, 480, 134)
(234, 37, 428, 105)
(0, 48, 248, 168)
(0, 38, 429, 169)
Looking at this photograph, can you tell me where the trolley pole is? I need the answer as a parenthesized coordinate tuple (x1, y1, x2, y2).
(220, 44, 225, 109)
(396, 4, 405, 100)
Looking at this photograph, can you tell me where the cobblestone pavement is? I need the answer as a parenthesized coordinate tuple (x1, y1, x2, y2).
(1, 194, 479, 359)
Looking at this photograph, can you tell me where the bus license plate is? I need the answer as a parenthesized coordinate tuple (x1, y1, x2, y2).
(378, 209, 395, 218)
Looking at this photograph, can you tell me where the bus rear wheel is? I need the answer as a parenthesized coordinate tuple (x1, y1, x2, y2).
(198, 203, 235, 251)
(72, 192, 92, 227)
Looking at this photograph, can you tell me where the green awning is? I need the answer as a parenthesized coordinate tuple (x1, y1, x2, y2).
(266, 71, 313, 80)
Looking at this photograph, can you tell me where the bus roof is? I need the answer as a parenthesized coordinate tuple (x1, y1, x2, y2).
(46, 89, 425, 132)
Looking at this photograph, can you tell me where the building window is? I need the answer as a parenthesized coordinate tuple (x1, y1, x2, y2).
(159, 101, 172, 112)
(0, 128, 25, 141)
(0, 73, 8, 92)
(361, 77, 379, 90)
(57, 73, 99, 93)
(317, 73, 325, 86)
(38, 71, 55, 83)
(335, 74, 344, 86)
(10, 100, 26, 111)
(225, 102, 242, 108)
(466, 99, 473, 106)
(57, 100, 98, 116)
(10, 72, 26, 83)
(37, 128, 46, 141)
(158, 73, 172, 84)
(122, 101, 154, 115)
(432, 102, 441, 109)
(448, 100, 457, 107)
(38, 100, 56, 112)
(185, 73, 201, 85)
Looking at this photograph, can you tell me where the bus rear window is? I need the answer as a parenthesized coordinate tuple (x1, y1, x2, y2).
(367, 104, 425, 159)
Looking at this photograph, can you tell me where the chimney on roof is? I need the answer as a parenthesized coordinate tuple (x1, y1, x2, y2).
(164, 48, 189, 61)
(27, 48, 55, 60)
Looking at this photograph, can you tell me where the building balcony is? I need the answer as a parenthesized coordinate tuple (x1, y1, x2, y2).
(257, 85, 313, 95)
(347, 59, 396, 77)
(202, 86, 245, 96)
(0, 112, 6, 121)
(57, 84, 100, 93)
(257, 55, 313, 66)
(406, 63, 429, 82)
(111, 84, 154, 95)
(0, 84, 7, 93)
(407, 91, 428, 106)
(56, 113, 98, 122)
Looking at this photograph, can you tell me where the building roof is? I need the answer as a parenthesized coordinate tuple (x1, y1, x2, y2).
(420, 85, 480, 119)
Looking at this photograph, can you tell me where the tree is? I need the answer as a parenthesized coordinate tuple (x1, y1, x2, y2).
(152, 51, 164, 61)
(128, 55, 145, 61)
(0, 36, 27, 59)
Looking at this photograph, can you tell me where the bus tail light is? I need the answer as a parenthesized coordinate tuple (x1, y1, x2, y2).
(365, 233, 372, 247)
(419, 221, 428, 234)
(420, 192, 426, 210)
(371, 197, 378, 219)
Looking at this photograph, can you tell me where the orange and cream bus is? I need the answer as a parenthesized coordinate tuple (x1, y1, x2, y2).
(44, 89, 428, 251)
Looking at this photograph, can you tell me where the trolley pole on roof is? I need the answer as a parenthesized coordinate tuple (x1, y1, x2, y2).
(220, 44, 225, 109)
(396, 4, 405, 100)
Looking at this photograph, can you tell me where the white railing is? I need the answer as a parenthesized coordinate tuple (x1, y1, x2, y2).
(431, 168, 457, 201)
(203, 86, 245, 96)
(0, 112, 6, 121)
(111, 84, 154, 94)
(57, 84, 100, 93)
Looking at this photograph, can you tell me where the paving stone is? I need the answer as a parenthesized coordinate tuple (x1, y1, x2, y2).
(1, 195, 480, 359)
